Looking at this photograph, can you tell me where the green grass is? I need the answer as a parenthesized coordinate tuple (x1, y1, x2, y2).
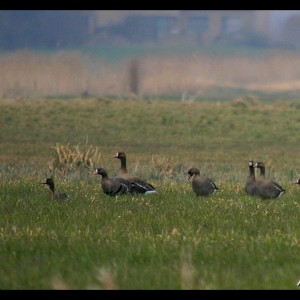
(0, 97, 300, 289)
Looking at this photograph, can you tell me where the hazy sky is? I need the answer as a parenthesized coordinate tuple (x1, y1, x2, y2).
(271, 10, 300, 34)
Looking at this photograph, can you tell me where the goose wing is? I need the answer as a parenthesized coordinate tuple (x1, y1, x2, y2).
(128, 177, 157, 194)
(102, 177, 132, 196)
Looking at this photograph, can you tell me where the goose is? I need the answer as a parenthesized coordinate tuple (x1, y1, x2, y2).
(187, 167, 218, 197)
(40, 178, 69, 200)
(255, 161, 283, 189)
(113, 152, 157, 195)
(293, 179, 300, 185)
(254, 161, 285, 199)
(93, 167, 146, 196)
(245, 160, 259, 196)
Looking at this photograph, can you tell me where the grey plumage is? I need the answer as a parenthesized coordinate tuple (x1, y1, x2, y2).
(245, 160, 259, 196)
(40, 178, 69, 200)
(254, 162, 285, 199)
(94, 167, 147, 196)
(255, 161, 283, 190)
(187, 167, 218, 197)
(113, 152, 157, 195)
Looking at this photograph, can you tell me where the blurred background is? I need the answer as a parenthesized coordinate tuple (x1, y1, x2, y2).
(1, 10, 300, 100)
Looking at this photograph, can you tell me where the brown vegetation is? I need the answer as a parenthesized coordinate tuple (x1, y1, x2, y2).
(2, 50, 300, 98)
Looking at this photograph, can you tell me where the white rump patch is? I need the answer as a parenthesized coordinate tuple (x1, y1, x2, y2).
(145, 190, 157, 195)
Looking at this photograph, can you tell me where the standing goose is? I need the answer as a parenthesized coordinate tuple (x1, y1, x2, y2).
(113, 152, 157, 195)
(93, 167, 146, 196)
(187, 167, 218, 197)
(40, 178, 69, 200)
(254, 161, 286, 199)
(255, 161, 283, 189)
(245, 160, 259, 196)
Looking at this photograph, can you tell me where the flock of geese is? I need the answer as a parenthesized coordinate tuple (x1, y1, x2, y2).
(40, 152, 300, 201)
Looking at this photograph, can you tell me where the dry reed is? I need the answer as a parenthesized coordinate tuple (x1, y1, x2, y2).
(2, 49, 300, 98)
(48, 143, 102, 176)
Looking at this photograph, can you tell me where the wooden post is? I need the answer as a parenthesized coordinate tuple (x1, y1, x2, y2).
(129, 58, 139, 96)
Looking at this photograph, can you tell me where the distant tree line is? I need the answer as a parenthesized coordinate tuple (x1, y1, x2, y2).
(0, 11, 89, 50)
(2, 11, 300, 51)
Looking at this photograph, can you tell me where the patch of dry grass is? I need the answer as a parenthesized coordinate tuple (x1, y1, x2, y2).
(48, 143, 102, 176)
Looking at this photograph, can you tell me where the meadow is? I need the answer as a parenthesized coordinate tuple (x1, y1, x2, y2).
(0, 96, 300, 290)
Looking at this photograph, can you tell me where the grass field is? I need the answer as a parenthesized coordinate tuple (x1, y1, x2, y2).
(0, 96, 300, 290)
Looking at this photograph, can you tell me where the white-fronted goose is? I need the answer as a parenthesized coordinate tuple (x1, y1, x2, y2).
(254, 161, 286, 199)
(255, 161, 283, 189)
(40, 178, 69, 200)
(187, 167, 218, 197)
(93, 167, 146, 196)
(113, 152, 157, 195)
(293, 179, 300, 185)
(245, 160, 259, 196)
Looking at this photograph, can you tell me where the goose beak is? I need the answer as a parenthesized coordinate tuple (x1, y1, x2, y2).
(112, 152, 118, 158)
(187, 175, 192, 180)
(40, 179, 47, 184)
(93, 170, 98, 175)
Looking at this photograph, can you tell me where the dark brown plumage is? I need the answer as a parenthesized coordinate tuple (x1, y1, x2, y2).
(187, 167, 218, 197)
(40, 178, 69, 200)
(245, 160, 259, 196)
(113, 152, 157, 195)
(94, 167, 147, 196)
(254, 161, 285, 199)
(255, 161, 282, 189)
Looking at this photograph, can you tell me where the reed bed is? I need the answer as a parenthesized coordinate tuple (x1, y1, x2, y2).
(2, 49, 300, 98)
